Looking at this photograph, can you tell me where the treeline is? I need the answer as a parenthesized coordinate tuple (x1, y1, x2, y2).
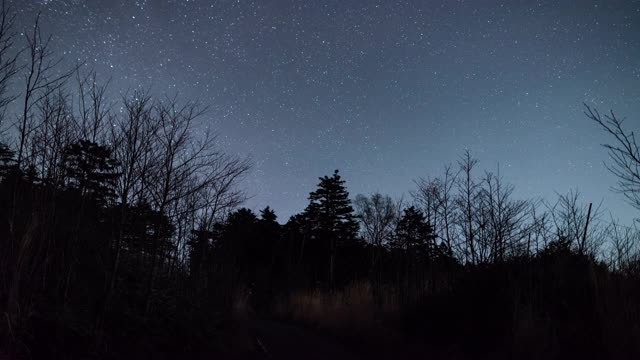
(184, 153, 640, 358)
(263, 164, 640, 359)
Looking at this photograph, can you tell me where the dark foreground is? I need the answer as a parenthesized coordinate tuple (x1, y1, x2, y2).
(252, 320, 358, 359)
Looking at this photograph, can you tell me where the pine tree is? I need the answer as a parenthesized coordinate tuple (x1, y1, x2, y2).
(0, 141, 15, 178)
(260, 206, 277, 223)
(394, 206, 436, 258)
(62, 140, 119, 204)
(304, 169, 359, 286)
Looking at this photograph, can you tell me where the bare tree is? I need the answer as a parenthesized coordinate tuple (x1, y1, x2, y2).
(354, 192, 399, 247)
(92, 92, 159, 335)
(354, 192, 402, 279)
(4, 10, 79, 329)
(141, 96, 250, 317)
(31, 89, 76, 184)
(75, 70, 111, 143)
(586, 104, 640, 213)
(414, 164, 459, 254)
(528, 199, 552, 254)
(606, 216, 640, 273)
(0, 0, 19, 129)
(480, 169, 532, 261)
(16, 12, 77, 169)
(545, 189, 604, 256)
(456, 150, 480, 263)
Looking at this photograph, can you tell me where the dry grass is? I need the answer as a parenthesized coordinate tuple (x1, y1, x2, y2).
(276, 281, 408, 343)
(273, 262, 640, 359)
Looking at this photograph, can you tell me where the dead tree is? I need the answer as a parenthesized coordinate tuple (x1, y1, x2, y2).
(354, 192, 400, 279)
(415, 164, 459, 254)
(456, 150, 480, 264)
(480, 169, 532, 261)
(16, 12, 76, 169)
(585, 104, 640, 212)
(141, 96, 250, 318)
(545, 189, 604, 256)
(0, 0, 19, 129)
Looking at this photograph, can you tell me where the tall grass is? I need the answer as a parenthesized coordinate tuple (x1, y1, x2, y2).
(274, 256, 640, 359)
(278, 282, 400, 336)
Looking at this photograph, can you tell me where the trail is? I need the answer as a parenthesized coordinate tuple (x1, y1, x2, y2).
(252, 320, 360, 359)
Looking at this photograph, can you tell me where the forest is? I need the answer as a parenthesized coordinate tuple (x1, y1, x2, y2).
(2, 5, 640, 360)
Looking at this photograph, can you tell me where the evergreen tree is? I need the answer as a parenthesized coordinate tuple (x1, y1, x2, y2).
(62, 140, 119, 204)
(188, 228, 217, 281)
(304, 169, 359, 286)
(394, 206, 436, 258)
(0, 141, 15, 178)
(260, 206, 277, 223)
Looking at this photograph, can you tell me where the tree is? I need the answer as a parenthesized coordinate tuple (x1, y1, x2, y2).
(139, 97, 250, 318)
(354, 193, 399, 247)
(100, 92, 157, 322)
(0, 0, 19, 127)
(16, 12, 76, 170)
(304, 169, 359, 286)
(0, 140, 14, 177)
(30, 89, 75, 186)
(62, 139, 119, 204)
(586, 104, 640, 213)
(606, 217, 640, 274)
(0, 0, 17, 177)
(260, 206, 277, 223)
(456, 150, 481, 263)
(545, 189, 604, 256)
(391, 206, 437, 294)
(479, 169, 532, 262)
(393, 206, 436, 256)
(354, 192, 400, 278)
(414, 163, 458, 254)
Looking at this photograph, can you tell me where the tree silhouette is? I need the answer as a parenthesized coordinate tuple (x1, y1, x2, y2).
(354, 192, 400, 280)
(394, 206, 436, 256)
(457, 149, 481, 263)
(304, 169, 359, 287)
(0, 141, 15, 177)
(586, 104, 640, 213)
(62, 140, 119, 204)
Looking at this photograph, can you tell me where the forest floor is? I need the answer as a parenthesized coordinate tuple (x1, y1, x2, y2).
(251, 320, 361, 359)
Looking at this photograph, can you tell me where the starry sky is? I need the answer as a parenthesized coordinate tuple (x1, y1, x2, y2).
(11, 0, 640, 224)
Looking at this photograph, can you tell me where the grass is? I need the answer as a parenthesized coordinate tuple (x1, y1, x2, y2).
(273, 256, 640, 359)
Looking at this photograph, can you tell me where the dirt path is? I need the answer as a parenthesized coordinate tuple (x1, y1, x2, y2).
(252, 320, 361, 359)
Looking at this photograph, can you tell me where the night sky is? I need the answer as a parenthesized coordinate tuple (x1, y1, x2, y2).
(11, 0, 640, 224)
